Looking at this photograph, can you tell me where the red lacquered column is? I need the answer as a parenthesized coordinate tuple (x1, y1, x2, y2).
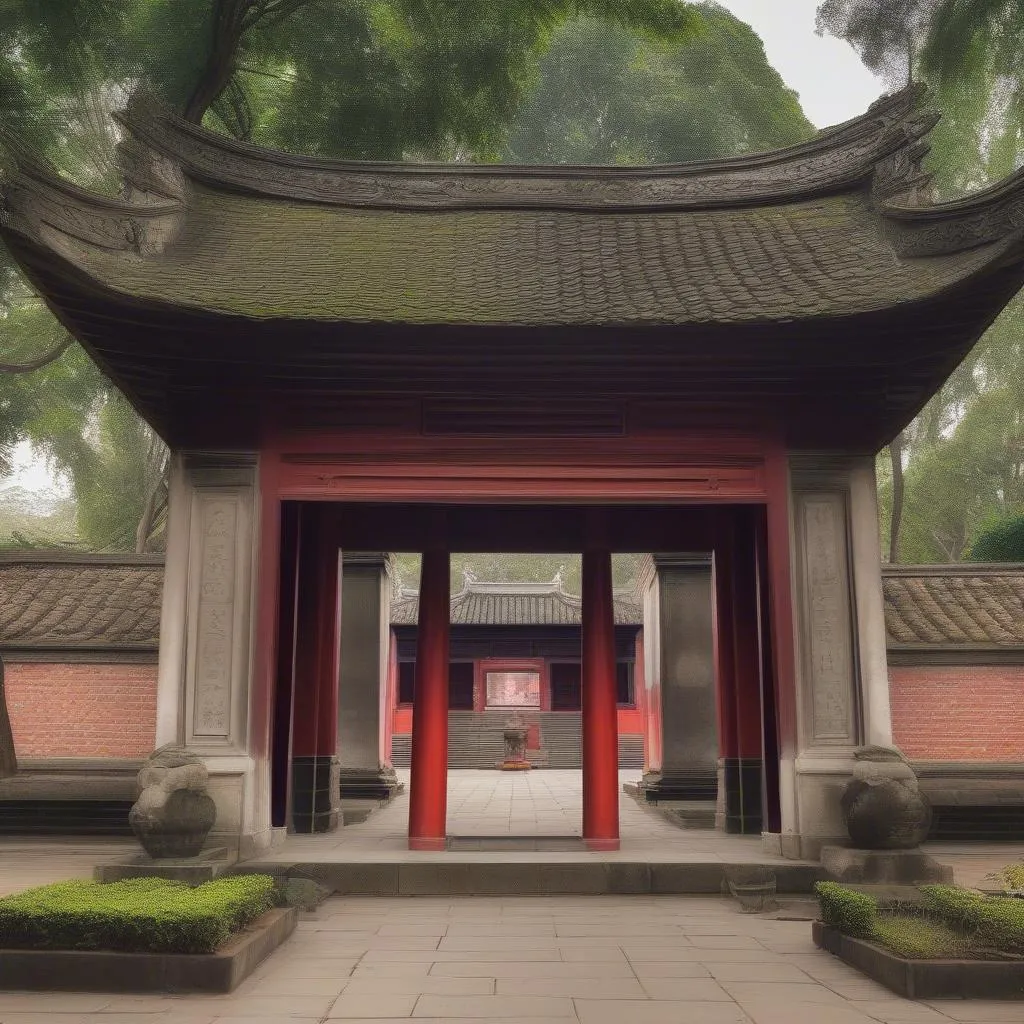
(581, 545, 620, 851)
(713, 516, 739, 769)
(408, 545, 450, 851)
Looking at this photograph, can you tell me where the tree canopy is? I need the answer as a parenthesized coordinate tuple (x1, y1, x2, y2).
(819, 0, 1024, 562)
(2, 0, 821, 553)
(505, 5, 812, 165)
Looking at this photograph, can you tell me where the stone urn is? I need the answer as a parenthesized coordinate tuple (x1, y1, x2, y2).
(841, 745, 931, 850)
(129, 744, 217, 859)
(501, 724, 530, 771)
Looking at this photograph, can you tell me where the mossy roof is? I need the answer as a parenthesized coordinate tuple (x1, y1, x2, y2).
(59, 185, 1005, 327)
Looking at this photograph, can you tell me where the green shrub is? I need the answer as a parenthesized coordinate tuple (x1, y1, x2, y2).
(0, 874, 276, 955)
(921, 884, 1024, 955)
(814, 881, 878, 938)
(872, 914, 966, 959)
(984, 862, 1024, 896)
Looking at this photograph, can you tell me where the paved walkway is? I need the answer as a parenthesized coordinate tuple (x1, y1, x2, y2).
(272, 771, 798, 863)
(0, 894, 1020, 1022)
(0, 771, 1022, 1021)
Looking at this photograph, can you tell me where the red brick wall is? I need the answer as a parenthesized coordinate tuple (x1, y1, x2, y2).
(5, 661, 157, 758)
(890, 665, 1024, 761)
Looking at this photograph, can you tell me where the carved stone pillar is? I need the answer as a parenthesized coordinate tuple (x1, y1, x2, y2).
(155, 452, 271, 857)
(788, 454, 893, 860)
(337, 552, 401, 802)
(638, 554, 718, 802)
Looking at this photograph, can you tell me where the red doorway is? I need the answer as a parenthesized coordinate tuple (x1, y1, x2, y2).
(256, 431, 796, 851)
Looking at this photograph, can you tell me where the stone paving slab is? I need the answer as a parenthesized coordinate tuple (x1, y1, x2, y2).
(0, 895, 1018, 1020)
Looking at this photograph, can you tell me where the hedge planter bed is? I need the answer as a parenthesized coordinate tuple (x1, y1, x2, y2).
(0, 875, 297, 993)
(813, 881, 1024, 1000)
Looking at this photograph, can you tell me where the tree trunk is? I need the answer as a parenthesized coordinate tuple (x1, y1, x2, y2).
(0, 653, 17, 779)
(888, 431, 906, 563)
(183, 0, 251, 123)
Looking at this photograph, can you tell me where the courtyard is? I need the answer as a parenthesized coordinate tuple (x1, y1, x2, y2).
(1, 772, 1023, 1021)
(0, 893, 1019, 1022)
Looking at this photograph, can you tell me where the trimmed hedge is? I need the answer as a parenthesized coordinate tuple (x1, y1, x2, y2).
(921, 884, 1024, 956)
(814, 881, 877, 938)
(817, 881, 1024, 960)
(872, 914, 966, 959)
(0, 874, 276, 955)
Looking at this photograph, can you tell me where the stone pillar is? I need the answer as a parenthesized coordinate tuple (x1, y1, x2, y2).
(155, 452, 271, 857)
(407, 546, 450, 851)
(290, 505, 342, 833)
(639, 555, 718, 801)
(787, 454, 893, 860)
(581, 545, 620, 851)
(337, 552, 401, 801)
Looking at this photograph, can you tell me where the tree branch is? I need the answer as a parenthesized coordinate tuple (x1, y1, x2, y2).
(0, 334, 74, 374)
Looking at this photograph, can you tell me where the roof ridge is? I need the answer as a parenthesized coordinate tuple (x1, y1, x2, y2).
(102, 83, 936, 214)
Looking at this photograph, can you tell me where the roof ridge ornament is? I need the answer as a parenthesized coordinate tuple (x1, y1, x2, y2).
(109, 83, 945, 213)
(868, 84, 939, 206)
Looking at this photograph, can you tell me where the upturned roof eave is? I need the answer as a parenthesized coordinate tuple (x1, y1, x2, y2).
(109, 84, 935, 214)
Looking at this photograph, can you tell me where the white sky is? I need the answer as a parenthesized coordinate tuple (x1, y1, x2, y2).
(716, 0, 885, 128)
(2, 2, 883, 500)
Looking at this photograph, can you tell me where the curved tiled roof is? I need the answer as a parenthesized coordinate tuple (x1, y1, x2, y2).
(0, 554, 164, 650)
(882, 564, 1024, 649)
(391, 578, 643, 627)
(2, 555, 1023, 652)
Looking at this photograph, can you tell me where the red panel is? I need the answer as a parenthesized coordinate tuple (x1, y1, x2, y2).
(252, 450, 283, 762)
(384, 627, 398, 764)
(393, 707, 413, 734)
(732, 510, 764, 759)
(269, 431, 769, 503)
(616, 708, 643, 735)
(763, 445, 798, 762)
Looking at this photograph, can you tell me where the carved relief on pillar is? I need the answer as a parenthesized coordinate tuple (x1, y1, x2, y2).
(192, 498, 238, 738)
(182, 460, 256, 753)
(794, 491, 858, 748)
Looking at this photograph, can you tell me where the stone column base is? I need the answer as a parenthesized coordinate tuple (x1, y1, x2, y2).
(820, 845, 954, 884)
(338, 766, 404, 803)
(639, 767, 716, 802)
(722, 757, 763, 835)
(291, 755, 341, 834)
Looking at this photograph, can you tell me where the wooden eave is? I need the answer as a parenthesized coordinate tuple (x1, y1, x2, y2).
(3, 85, 1024, 452)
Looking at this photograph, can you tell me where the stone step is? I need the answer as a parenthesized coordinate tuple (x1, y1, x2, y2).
(243, 857, 828, 896)
(391, 722, 643, 769)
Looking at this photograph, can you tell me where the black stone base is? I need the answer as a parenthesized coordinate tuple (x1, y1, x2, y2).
(640, 768, 717, 802)
(929, 804, 1024, 841)
(291, 755, 341, 834)
(0, 799, 133, 836)
(338, 766, 404, 803)
(722, 758, 763, 835)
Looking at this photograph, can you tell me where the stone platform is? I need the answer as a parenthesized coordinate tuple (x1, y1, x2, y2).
(244, 770, 824, 895)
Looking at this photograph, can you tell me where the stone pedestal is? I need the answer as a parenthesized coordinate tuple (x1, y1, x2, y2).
(94, 848, 234, 883)
(338, 553, 403, 803)
(820, 846, 954, 885)
(638, 555, 718, 803)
